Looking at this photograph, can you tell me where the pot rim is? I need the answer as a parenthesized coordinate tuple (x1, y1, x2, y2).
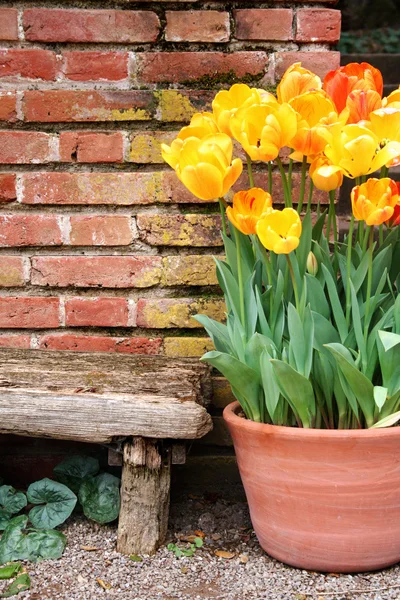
(223, 401, 400, 439)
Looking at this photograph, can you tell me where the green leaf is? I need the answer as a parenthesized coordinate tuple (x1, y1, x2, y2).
(0, 511, 12, 532)
(24, 529, 66, 561)
(0, 573, 30, 598)
(378, 330, 400, 352)
(296, 211, 312, 276)
(78, 473, 120, 524)
(260, 350, 281, 423)
(305, 274, 330, 320)
(27, 479, 77, 530)
(321, 264, 348, 342)
(194, 537, 203, 548)
(370, 411, 400, 429)
(312, 210, 327, 242)
(373, 386, 388, 412)
(53, 456, 99, 494)
(129, 554, 143, 562)
(350, 282, 367, 373)
(0, 488, 26, 516)
(0, 516, 28, 565)
(0, 564, 21, 580)
(193, 315, 232, 355)
(270, 360, 315, 428)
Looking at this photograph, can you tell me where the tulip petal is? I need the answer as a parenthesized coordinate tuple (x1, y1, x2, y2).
(180, 163, 223, 200)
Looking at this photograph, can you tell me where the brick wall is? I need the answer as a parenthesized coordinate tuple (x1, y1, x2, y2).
(0, 2, 340, 409)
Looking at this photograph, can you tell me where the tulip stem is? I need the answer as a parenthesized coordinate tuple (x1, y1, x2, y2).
(364, 227, 375, 340)
(380, 166, 389, 179)
(234, 227, 246, 327)
(345, 214, 355, 326)
(286, 254, 300, 310)
(218, 198, 227, 238)
(245, 153, 255, 188)
(379, 224, 384, 246)
(306, 180, 314, 212)
(276, 156, 292, 207)
(297, 155, 308, 215)
(327, 190, 337, 245)
(268, 161, 273, 195)
(288, 153, 293, 194)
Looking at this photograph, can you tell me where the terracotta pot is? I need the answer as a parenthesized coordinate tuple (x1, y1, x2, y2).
(223, 401, 400, 573)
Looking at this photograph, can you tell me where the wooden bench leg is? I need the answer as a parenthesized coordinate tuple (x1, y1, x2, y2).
(117, 437, 171, 555)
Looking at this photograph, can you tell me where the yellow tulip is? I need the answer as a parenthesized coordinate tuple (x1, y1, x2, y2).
(324, 124, 400, 178)
(230, 102, 297, 162)
(309, 155, 343, 192)
(161, 137, 184, 170)
(256, 208, 302, 254)
(212, 84, 267, 137)
(289, 90, 336, 128)
(277, 63, 322, 104)
(365, 108, 400, 167)
(351, 178, 399, 226)
(167, 133, 243, 201)
(383, 87, 400, 109)
(177, 112, 219, 140)
(226, 188, 273, 235)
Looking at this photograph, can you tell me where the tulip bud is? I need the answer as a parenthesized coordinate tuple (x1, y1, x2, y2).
(307, 251, 318, 276)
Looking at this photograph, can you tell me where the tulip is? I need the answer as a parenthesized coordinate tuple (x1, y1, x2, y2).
(177, 112, 219, 141)
(230, 102, 297, 162)
(212, 84, 269, 137)
(226, 188, 273, 235)
(345, 89, 382, 124)
(306, 251, 318, 276)
(323, 124, 400, 179)
(383, 87, 400, 109)
(161, 138, 184, 170)
(309, 155, 343, 192)
(388, 182, 400, 227)
(351, 178, 399, 226)
(256, 208, 302, 254)
(323, 62, 383, 114)
(277, 63, 322, 104)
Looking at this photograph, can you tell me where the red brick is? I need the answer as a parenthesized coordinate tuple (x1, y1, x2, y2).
(133, 51, 268, 84)
(137, 214, 223, 247)
(234, 9, 293, 41)
(0, 9, 18, 41)
(0, 257, 25, 287)
(0, 49, 57, 80)
(65, 297, 128, 327)
(31, 256, 162, 288)
(21, 172, 199, 205)
(23, 8, 160, 43)
(274, 51, 340, 80)
(296, 9, 341, 43)
(0, 335, 31, 349)
(23, 90, 154, 122)
(70, 215, 133, 246)
(0, 132, 53, 164)
(165, 11, 230, 42)
(0, 215, 61, 247)
(39, 334, 162, 354)
(62, 51, 128, 82)
(59, 132, 124, 163)
(0, 93, 17, 122)
(0, 297, 60, 329)
(0, 174, 17, 203)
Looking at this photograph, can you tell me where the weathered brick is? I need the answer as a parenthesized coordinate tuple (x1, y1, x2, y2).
(162, 255, 219, 286)
(21, 172, 200, 205)
(275, 51, 340, 80)
(0, 9, 18, 41)
(0, 49, 57, 80)
(0, 215, 61, 247)
(0, 174, 17, 203)
(296, 9, 341, 43)
(129, 131, 177, 163)
(156, 90, 213, 122)
(234, 171, 328, 206)
(23, 91, 154, 123)
(212, 376, 235, 409)
(133, 52, 268, 84)
(0, 132, 53, 164)
(59, 132, 124, 163)
(0, 297, 59, 329)
(0, 93, 17, 122)
(31, 256, 162, 288)
(136, 298, 226, 328)
(0, 335, 31, 349)
(137, 214, 223, 247)
(164, 337, 214, 357)
(65, 297, 129, 327)
(70, 215, 133, 246)
(24, 8, 160, 43)
(234, 9, 293, 41)
(62, 51, 128, 82)
(0, 257, 25, 287)
(165, 11, 230, 42)
(39, 334, 162, 354)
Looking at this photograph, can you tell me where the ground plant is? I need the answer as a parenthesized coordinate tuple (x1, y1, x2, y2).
(162, 62, 400, 429)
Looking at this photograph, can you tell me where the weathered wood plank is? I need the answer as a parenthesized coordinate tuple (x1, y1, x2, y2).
(117, 438, 171, 555)
(0, 388, 213, 443)
(0, 349, 212, 405)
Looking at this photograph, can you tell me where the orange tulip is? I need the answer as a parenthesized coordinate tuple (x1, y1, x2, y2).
(388, 182, 400, 227)
(323, 62, 383, 114)
(277, 63, 321, 104)
(289, 91, 337, 159)
(351, 178, 399, 226)
(345, 89, 382, 124)
(309, 156, 343, 192)
(226, 188, 273, 235)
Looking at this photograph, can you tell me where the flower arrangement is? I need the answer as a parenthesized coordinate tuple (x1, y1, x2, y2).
(162, 62, 400, 430)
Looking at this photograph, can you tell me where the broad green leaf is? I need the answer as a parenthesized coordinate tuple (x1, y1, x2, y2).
(312, 312, 340, 353)
(372, 245, 392, 294)
(312, 210, 327, 242)
(0, 511, 12, 532)
(321, 264, 348, 342)
(287, 303, 306, 374)
(193, 315, 231, 354)
(270, 360, 315, 428)
(53, 455, 99, 494)
(0, 563, 21, 580)
(260, 350, 281, 423)
(255, 288, 273, 338)
(378, 330, 400, 352)
(79, 473, 120, 525)
(351, 248, 371, 294)
(0, 516, 28, 565)
(296, 210, 312, 276)
(25, 529, 67, 561)
(27, 478, 77, 530)
(305, 274, 330, 320)
(370, 411, 400, 429)
(0, 487, 26, 516)
(350, 282, 367, 373)
(0, 573, 30, 598)
(244, 333, 275, 374)
(373, 386, 388, 412)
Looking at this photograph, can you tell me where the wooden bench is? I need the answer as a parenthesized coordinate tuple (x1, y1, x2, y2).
(0, 348, 212, 554)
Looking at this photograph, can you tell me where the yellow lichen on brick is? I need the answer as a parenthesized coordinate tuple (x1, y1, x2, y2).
(162, 255, 219, 286)
(164, 337, 214, 357)
(156, 91, 197, 122)
(137, 298, 226, 328)
(0, 267, 23, 287)
(129, 132, 176, 163)
(110, 107, 150, 121)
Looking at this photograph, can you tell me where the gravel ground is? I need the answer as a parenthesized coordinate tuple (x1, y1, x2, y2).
(2, 492, 399, 600)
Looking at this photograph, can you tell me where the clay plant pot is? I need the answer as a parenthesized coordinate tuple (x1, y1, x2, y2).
(223, 401, 400, 573)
